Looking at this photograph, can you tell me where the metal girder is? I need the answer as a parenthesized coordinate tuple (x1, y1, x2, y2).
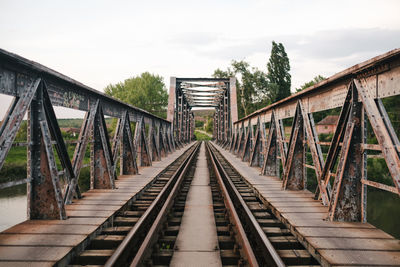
(91, 103, 116, 189)
(65, 101, 98, 203)
(230, 125, 238, 152)
(226, 49, 400, 222)
(233, 48, 400, 125)
(354, 79, 400, 193)
(261, 111, 278, 176)
(134, 116, 151, 167)
(27, 81, 66, 219)
(148, 120, 161, 162)
(241, 120, 253, 162)
(282, 102, 305, 190)
(299, 100, 329, 205)
(249, 117, 263, 167)
(0, 49, 177, 220)
(235, 121, 245, 155)
(0, 78, 41, 170)
(119, 111, 138, 175)
(168, 77, 237, 144)
(328, 81, 363, 221)
(0, 49, 169, 125)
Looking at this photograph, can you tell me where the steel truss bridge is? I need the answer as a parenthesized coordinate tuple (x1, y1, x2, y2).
(0, 48, 399, 266)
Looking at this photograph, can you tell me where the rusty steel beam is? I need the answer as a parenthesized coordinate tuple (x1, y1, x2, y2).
(0, 49, 176, 220)
(355, 79, 400, 193)
(299, 100, 329, 205)
(234, 48, 400, 127)
(134, 116, 151, 167)
(282, 102, 305, 190)
(168, 77, 236, 144)
(261, 111, 278, 176)
(0, 49, 169, 126)
(91, 103, 116, 189)
(0, 78, 41, 170)
(27, 82, 66, 219)
(249, 117, 263, 167)
(224, 49, 400, 222)
(241, 120, 253, 162)
(119, 112, 138, 175)
(65, 102, 98, 203)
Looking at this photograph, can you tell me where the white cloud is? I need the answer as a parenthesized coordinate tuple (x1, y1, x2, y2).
(0, 0, 399, 117)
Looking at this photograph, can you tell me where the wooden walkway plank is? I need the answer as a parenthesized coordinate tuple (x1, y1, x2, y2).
(297, 227, 393, 239)
(0, 234, 87, 246)
(65, 205, 121, 211)
(213, 143, 400, 267)
(0, 144, 193, 265)
(21, 217, 106, 225)
(0, 262, 53, 267)
(319, 250, 400, 266)
(2, 224, 98, 235)
(307, 237, 400, 251)
(0, 246, 72, 261)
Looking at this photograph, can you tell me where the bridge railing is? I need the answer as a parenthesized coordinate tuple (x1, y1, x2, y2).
(227, 48, 400, 222)
(0, 49, 177, 219)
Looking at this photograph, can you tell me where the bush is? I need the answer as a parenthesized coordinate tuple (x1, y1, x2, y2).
(195, 121, 204, 128)
(0, 162, 27, 183)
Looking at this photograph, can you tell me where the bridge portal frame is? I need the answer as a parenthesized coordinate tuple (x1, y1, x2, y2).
(168, 77, 237, 145)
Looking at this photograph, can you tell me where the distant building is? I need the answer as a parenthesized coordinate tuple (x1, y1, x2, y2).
(316, 115, 339, 134)
(194, 116, 207, 123)
(60, 127, 81, 137)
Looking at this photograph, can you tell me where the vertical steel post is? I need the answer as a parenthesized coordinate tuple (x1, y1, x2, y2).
(27, 82, 66, 219)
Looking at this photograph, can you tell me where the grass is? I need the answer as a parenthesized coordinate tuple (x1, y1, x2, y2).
(194, 131, 212, 141)
(0, 143, 92, 192)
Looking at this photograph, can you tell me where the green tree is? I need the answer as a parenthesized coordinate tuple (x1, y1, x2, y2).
(295, 75, 326, 92)
(213, 61, 269, 118)
(267, 41, 291, 102)
(15, 121, 27, 141)
(105, 72, 168, 118)
(205, 117, 213, 133)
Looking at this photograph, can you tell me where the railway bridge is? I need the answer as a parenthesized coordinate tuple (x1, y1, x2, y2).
(0, 48, 399, 266)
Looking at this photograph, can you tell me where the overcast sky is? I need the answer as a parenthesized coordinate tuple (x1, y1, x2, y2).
(1, 0, 400, 118)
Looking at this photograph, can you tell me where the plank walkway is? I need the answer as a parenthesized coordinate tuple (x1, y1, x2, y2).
(0, 144, 193, 267)
(213, 143, 400, 266)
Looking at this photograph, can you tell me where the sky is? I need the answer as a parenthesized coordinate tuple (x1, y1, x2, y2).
(1, 0, 400, 118)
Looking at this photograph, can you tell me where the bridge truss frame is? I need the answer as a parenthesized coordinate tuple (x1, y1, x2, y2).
(0, 49, 175, 219)
(167, 77, 238, 145)
(227, 48, 400, 222)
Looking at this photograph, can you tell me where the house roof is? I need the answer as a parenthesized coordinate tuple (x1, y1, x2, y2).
(317, 115, 339, 125)
(60, 127, 81, 133)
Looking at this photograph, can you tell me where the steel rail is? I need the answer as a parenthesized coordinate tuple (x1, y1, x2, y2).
(129, 141, 201, 266)
(205, 142, 259, 267)
(104, 142, 200, 267)
(207, 142, 286, 267)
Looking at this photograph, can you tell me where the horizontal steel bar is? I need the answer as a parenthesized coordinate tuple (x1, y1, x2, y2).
(235, 48, 400, 125)
(0, 178, 29, 189)
(0, 48, 170, 124)
(177, 77, 230, 82)
(361, 179, 398, 194)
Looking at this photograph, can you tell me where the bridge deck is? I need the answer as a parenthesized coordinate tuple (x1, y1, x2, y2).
(0, 144, 191, 267)
(214, 143, 400, 266)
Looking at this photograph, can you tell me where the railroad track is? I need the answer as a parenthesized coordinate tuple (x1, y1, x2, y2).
(206, 141, 320, 267)
(68, 142, 201, 266)
(67, 140, 320, 266)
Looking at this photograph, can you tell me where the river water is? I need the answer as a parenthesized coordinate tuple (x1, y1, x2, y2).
(0, 185, 399, 238)
(0, 185, 27, 232)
